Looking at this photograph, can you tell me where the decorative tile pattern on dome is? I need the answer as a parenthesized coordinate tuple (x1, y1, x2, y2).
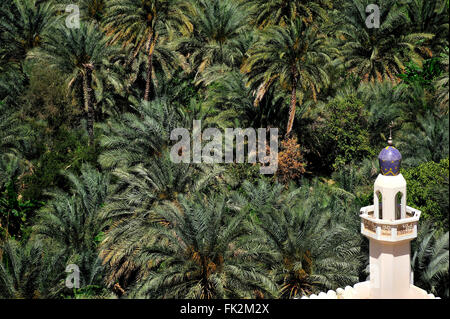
(378, 146, 402, 176)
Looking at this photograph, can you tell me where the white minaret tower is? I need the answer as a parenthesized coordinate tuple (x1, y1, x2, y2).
(359, 127, 423, 298)
(301, 126, 438, 299)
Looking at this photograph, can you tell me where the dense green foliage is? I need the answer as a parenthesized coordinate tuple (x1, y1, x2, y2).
(0, 0, 448, 299)
(403, 158, 449, 229)
(314, 94, 374, 171)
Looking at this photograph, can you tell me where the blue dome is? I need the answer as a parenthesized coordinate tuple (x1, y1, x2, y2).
(378, 146, 402, 176)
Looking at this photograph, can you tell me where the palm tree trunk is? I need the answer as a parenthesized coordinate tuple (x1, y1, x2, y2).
(82, 64, 95, 146)
(286, 67, 298, 137)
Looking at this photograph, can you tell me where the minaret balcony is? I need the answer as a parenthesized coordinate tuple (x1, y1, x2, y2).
(359, 205, 421, 242)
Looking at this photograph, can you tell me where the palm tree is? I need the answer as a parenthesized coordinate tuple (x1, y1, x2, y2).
(174, 0, 250, 79)
(243, 19, 332, 136)
(32, 164, 110, 294)
(244, 0, 331, 28)
(34, 164, 109, 254)
(0, 0, 55, 64)
(0, 0, 55, 104)
(98, 96, 239, 169)
(0, 236, 75, 299)
(0, 239, 44, 298)
(103, 0, 188, 101)
(122, 193, 277, 298)
(97, 97, 229, 290)
(98, 152, 226, 289)
(405, 0, 449, 56)
(337, 0, 434, 83)
(233, 179, 361, 297)
(98, 97, 186, 169)
(30, 22, 122, 146)
(412, 221, 449, 298)
(201, 67, 254, 127)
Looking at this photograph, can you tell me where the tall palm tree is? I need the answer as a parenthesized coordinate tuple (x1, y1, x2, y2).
(412, 221, 449, 298)
(244, 0, 331, 28)
(97, 97, 228, 290)
(103, 0, 189, 101)
(243, 19, 332, 136)
(337, 0, 434, 83)
(125, 193, 278, 298)
(233, 179, 361, 297)
(30, 22, 122, 146)
(174, 0, 250, 79)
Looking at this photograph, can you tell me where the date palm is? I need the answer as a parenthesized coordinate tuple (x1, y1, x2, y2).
(200, 67, 256, 127)
(79, 0, 107, 23)
(243, 19, 332, 136)
(338, 0, 434, 82)
(0, 0, 54, 104)
(0, 239, 45, 299)
(412, 221, 449, 298)
(97, 96, 228, 289)
(175, 0, 250, 79)
(0, 0, 55, 63)
(103, 0, 188, 101)
(233, 179, 361, 297)
(0, 237, 74, 299)
(405, 0, 449, 56)
(98, 151, 227, 288)
(34, 164, 110, 255)
(124, 193, 278, 298)
(98, 97, 186, 169)
(30, 22, 122, 146)
(32, 164, 110, 295)
(244, 0, 331, 28)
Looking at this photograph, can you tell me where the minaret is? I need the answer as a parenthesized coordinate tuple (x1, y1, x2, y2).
(359, 126, 422, 298)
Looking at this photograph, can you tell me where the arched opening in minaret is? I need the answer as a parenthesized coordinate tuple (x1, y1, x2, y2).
(395, 192, 403, 220)
(376, 191, 383, 219)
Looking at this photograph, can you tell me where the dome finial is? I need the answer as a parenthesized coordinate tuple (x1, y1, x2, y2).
(387, 121, 394, 146)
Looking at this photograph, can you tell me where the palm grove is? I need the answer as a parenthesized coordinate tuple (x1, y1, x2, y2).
(0, 0, 448, 299)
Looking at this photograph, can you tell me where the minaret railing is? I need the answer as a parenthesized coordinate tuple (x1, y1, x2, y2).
(360, 205, 421, 242)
